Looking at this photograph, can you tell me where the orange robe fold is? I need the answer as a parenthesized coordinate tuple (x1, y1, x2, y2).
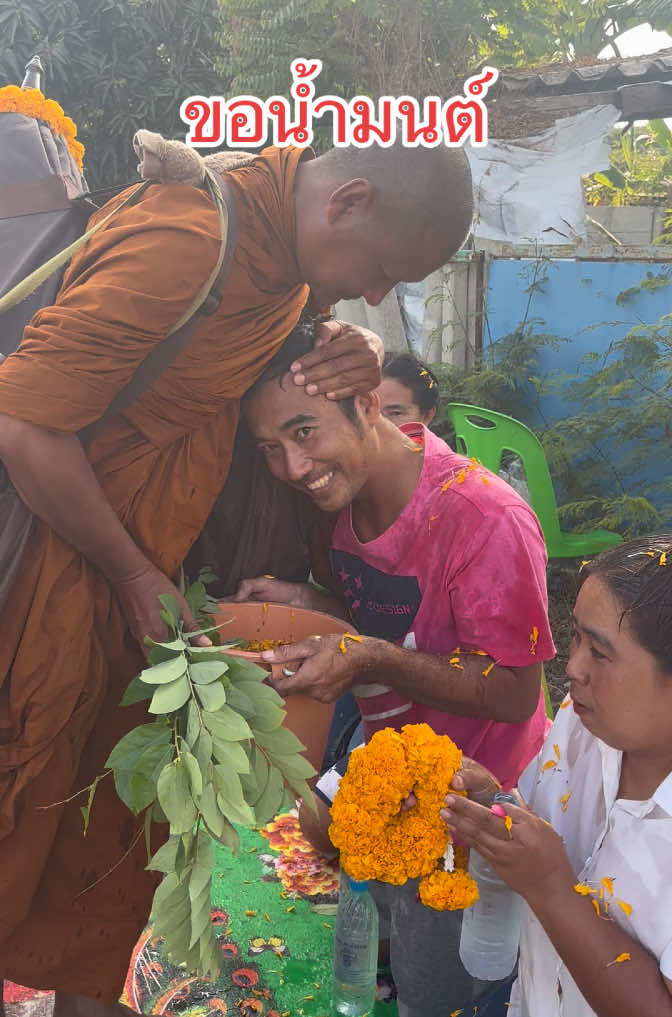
(0, 145, 310, 997)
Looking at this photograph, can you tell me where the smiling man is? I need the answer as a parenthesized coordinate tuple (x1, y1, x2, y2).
(237, 318, 556, 1017)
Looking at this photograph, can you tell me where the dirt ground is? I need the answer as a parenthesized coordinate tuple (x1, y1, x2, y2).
(545, 560, 582, 710)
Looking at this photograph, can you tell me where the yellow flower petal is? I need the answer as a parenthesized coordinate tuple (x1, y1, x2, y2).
(601, 876, 614, 896)
(574, 883, 594, 896)
(482, 661, 495, 678)
(660, 552, 667, 566)
(530, 626, 539, 654)
(553, 744, 561, 760)
(592, 898, 600, 917)
(559, 792, 571, 812)
(616, 899, 633, 916)
(504, 815, 513, 838)
(542, 759, 557, 772)
(606, 952, 631, 966)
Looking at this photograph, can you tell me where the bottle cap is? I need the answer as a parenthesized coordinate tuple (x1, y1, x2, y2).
(348, 878, 368, 892)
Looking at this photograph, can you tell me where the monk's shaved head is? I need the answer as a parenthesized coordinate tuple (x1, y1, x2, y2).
(294, 140, 474, 308)
(314, 141, 473, 256)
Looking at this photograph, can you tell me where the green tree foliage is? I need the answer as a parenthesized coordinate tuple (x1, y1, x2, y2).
(0, 0, 225, 187)
(216, 0, 650, 107)
(584, 121, 672, 209)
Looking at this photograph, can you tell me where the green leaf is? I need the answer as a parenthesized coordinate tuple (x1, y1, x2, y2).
(181, 746, 204, 798)
(185, 699, 201, 748)
(189, 828, 215, 902)
(193, 729, 213, 773)
(226, 656, 268, 683)
(120, 675, 153, 706)
(253, 725, 306, 756)
(213, 766, 255, 826)
(199, 782, 225, 839)
(106, 723, 171, 771)
(280, 785, 297, 813)
(224, 684, 255, 718)
(238, 679, 284, 708)
(204, 705, 252, 742)
(189, 882, 213, 949)
(185, 580, 207, 616)
(148, 675, 191, 714)
(140, 654, 188, 685)
(158, 593, 183, 627)
(147, 837, 179, 873)
(195, 680, 228, 712)
(80, 773, 105, 835)
(270, 752, 316, 781)
(127, 770, 158, 814)
(211, 737, 250, 774)
(218, 817, 240, 853)
(157, 760, 197, 834)
(248, 698, 285, 733)
(147, 638, 187, 653)
(253, 763, 284, 824)
(135, 739, 175, 784)
(189, 660, 229, 685)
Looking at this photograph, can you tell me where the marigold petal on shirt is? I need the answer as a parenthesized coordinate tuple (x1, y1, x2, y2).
(616, 899, 633, 916)
(553, 744, 561, 760)
(574, 883, 594, 896)
(560, 792, 571, 812)
(592, 898, 601, 917)
(601, 876, 614, 896)
(542, 759, 557, 772)
(482, 662, 495, 678)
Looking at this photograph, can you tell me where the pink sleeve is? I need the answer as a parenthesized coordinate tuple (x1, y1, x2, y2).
(447, 506, 555, 667)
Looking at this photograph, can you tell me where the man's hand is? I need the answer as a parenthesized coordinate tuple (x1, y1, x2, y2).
(112, 563, 212, 658)
(450, 756, 503, 806)
(440, 793, 574, 901)
(260, 632, 377, 702)
(291, 321, 383, 399)
(230, 576, 311, 608)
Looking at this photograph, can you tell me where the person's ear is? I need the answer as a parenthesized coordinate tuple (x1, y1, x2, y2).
(355, 390, 380, 428)
(326, 178, 374, 225)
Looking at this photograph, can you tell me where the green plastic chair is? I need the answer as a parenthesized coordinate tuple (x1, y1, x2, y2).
(445, 403, 623, 559)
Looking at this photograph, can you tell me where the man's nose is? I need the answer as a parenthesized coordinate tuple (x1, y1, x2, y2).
(285, 446, 312, 483)
(566, 644, 589, 685)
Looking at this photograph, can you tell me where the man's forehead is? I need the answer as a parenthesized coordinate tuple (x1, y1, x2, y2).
(246, 378, 329, 436)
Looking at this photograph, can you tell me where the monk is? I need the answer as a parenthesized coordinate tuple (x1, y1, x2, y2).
(0, 140, 473, 1016)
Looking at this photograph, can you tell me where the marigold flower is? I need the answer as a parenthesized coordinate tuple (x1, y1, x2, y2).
(331, 724, 474, 910)
(0, 86, 85, 169)
(419, 868, 479, 911)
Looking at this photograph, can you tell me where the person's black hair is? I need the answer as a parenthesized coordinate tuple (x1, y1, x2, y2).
(245, 313, 359, 426)
(382, 352, 440, 415)
(580, 534, 672, 674)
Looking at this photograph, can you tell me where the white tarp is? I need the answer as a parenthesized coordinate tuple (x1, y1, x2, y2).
(467, 104, 620, 243)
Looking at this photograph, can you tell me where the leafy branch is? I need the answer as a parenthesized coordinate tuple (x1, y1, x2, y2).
(83, 580, 317, 976)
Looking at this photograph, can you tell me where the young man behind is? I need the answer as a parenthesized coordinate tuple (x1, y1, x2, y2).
(236, 320, 555, 1017)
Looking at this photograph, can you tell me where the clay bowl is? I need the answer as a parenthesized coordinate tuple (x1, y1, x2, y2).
(212, 600, 354, 773)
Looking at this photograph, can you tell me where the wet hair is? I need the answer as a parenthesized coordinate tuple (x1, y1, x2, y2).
(580, 534, 672, 675)
(245, 313, 359, 427)
(382, 352, 440, 416)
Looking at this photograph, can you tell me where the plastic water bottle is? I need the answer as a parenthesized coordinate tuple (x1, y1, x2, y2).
(332, 877, 379, 1016)
(459, 793, 522, 980)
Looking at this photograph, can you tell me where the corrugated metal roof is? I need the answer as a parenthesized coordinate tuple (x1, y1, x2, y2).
(495, 48, 672, 98)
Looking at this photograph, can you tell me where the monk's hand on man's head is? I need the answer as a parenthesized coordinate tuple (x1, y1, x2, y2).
(291, 321, 383, 399)
(112, 562, 212, 659)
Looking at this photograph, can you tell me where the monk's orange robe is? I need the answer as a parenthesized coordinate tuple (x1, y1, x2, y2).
(0, 146, 309, 998)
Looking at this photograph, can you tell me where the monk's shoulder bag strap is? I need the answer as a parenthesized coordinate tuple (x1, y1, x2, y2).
(0, 167, 237, 608)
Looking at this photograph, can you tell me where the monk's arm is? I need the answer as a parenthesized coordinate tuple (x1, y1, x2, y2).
(0, 414, 203, 645)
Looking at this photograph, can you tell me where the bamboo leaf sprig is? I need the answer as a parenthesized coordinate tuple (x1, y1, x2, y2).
(93, 581, 317, 976)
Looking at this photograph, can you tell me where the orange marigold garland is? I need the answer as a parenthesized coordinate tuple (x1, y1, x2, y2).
(329, 723, 479, 910)
(0, 85, 85, 170)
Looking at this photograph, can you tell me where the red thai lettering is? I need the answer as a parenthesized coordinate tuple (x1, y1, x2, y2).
(227, 97, 266, 146)
(350, 97, 395, 147)
(396, 96, 442, 146)
(179, 96, 223, 148)
(313, 96, 349, 145)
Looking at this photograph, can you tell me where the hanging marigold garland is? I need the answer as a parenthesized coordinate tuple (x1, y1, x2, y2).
(0, 85, 85, 171)
(329, 723, 479, 911)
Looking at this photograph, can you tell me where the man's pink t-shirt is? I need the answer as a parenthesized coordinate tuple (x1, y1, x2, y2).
(331, 424, 555, 790)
